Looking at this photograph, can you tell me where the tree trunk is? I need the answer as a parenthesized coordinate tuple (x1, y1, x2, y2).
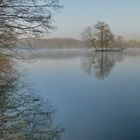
(101, 30, 104, 51)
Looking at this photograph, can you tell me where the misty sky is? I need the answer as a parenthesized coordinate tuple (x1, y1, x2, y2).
(50, 0, 140, 40)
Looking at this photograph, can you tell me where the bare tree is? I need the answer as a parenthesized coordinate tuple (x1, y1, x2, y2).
(81, 26, 97, 50)
(115, 36, 127, 49)
(82, 22, 115, 51)
(0, 0, 62, 48)
(0, 54, 64, 139)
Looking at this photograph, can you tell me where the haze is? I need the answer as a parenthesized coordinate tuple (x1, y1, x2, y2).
(50, 0, 140, 40)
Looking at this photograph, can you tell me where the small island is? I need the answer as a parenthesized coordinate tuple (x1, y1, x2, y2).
(82, 21, 136, 51)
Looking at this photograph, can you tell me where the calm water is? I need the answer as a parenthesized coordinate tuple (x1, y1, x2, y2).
(21, 48, 140, 140)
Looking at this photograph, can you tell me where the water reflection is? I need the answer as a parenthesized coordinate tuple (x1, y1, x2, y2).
(18, 48, 140, 140)
(0, 54, 63, 140)
(82, 51, 125, 79)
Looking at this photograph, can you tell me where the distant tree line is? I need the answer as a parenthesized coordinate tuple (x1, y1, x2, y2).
(29, 38, 84, 49)
(127, 40, 140, 48)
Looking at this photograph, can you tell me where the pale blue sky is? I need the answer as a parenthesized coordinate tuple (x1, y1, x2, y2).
(50, 0, 140, 40)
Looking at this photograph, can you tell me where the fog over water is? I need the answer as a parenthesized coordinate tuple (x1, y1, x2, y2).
(17, 48, 140, 140)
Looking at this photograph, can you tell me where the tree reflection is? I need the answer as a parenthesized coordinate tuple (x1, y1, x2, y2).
(81, 51, 125, 79)
(0, 54, 63, 140)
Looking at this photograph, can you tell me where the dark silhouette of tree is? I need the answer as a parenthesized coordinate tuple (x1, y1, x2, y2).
(0, 0, 62, 48)
(82, 22, 115, 51)
(0, 54, 63, 140)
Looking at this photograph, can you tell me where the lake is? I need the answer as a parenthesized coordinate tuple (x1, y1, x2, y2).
(11, 48, 140, 139)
